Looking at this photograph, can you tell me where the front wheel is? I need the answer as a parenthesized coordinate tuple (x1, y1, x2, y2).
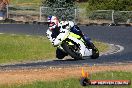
(61, 39, 82, 60)
(56, 48, 68, 59)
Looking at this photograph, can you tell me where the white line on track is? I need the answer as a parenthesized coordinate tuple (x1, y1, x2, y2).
(100, 44, 124, 56)
(0, 33, 4, 34)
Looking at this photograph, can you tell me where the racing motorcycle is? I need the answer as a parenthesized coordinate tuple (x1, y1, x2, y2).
(53, 24, 99, 60)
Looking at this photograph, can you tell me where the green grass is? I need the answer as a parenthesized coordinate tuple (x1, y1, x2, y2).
(0, 34, 108, 64)
(0, 34, 56, 64)
(10, 0, 41, 6)
(94, 41, 108, 53)
(10, 0, 88, 8)
(77, 2, 88, 9)
(1, 71, 131, 88)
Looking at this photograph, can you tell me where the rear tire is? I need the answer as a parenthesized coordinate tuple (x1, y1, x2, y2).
(62, 39, 82, 60)
(91, 47, 99, 59)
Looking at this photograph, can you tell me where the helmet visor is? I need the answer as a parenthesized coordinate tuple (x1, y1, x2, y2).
(48, 22, 55, 27)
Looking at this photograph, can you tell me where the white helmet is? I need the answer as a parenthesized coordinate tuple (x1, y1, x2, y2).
(47, 16, 59, 30)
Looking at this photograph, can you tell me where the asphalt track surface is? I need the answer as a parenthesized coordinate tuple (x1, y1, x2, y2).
(0, 24, 132, 69)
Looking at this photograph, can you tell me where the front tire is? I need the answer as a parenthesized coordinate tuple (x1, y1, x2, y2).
(56, 48, 68, 59)
(62, 39, 82, 60)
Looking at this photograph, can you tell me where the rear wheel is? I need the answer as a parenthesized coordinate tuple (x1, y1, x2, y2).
(62, 39, 82, 60)
(87, 42, 99, 59)
(91, 46, 99, 59)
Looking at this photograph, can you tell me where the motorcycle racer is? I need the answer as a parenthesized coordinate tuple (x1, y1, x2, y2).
(46, 16, 96, 59)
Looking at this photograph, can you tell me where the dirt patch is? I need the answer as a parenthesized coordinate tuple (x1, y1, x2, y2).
(0, 64, 132, 85)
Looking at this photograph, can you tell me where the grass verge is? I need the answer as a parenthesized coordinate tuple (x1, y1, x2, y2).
(0, 34, 109, 64)
(1, 71, 131, 88)
(0, 34, 56, 64)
